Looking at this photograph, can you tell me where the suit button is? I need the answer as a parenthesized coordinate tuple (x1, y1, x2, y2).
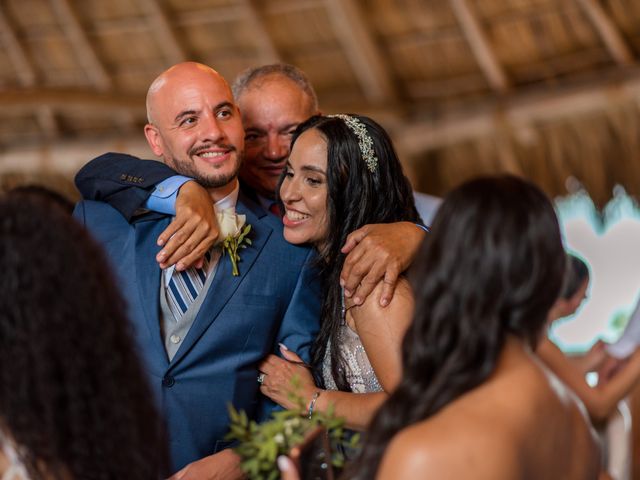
(162, 375, 175, 387)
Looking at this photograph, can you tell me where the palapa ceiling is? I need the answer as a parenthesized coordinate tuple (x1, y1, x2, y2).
(1, 0, 640, 207)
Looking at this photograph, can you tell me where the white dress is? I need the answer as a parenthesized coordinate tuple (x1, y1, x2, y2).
(321, 290, 382, 393)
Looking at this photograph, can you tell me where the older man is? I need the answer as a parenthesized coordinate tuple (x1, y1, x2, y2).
(74, 62, 320, 479)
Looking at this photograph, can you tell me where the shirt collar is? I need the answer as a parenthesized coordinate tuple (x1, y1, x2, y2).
(214, 182, 240, 212)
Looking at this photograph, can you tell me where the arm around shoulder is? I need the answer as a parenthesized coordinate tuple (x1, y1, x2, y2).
(340, 222, 425, 307)
(74, 152, 178, 221)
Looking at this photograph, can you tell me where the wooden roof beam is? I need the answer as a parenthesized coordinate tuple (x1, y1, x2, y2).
(36, 107, 61, 140)
(136, 0, 188, 64)
(324, 0, 397, 105)
(397, 71, 640, 154)
(177, 6, 243, 26)
(0, 88, 143, 114)
(264, 0, 321, 15)
(575, 0, 635, 65)
(240, 0, 280, 64)
(0, 5, 36, 87)
(0, 6, 63, 139)
(50, 0, 112, 91)
(449, 0, 510, 93)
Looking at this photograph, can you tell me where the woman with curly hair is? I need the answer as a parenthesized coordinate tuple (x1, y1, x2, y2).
(257, 114, 419, 430)
(0, 196, 168, 479)
(350, 176, 601, 479)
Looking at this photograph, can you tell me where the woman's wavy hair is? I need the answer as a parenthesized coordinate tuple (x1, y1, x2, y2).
(279, 114, 419, 390)
(350, 175, 566, 478)
(0, 196, 168, 479)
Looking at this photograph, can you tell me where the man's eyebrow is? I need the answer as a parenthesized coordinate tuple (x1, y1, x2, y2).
(174, 102, 234, 123)
(215, 101, 234, 111)
(174, 110, 197, 123)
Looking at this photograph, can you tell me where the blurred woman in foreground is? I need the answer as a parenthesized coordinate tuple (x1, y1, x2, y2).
(352, 176, 601, 479)
(0, 196, 168, 479)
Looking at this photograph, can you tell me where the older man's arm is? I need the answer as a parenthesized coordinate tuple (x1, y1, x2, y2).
(340, 222, 426, 307)
(75, 152, 219, 270)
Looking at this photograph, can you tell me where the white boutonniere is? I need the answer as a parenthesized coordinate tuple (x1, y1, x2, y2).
(216, 208, 252, 276)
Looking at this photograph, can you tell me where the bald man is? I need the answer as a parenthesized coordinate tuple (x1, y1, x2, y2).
(74, 63, 320, 479)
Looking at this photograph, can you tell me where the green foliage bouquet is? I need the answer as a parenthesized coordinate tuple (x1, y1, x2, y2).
(225, 381, 359, 479)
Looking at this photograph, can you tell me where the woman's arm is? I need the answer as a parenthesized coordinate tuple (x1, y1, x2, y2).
(537, 338, 640, 422)
(258, 279, 413, 430)
(257, 349, 387, 430)
(567, 340, 607, 374)
(349, 277, 414, 391)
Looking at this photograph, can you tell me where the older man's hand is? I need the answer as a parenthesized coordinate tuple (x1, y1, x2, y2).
(156, 180, 219, 271)
(168, 449, 244, 480)
(340, 222, 425, 307)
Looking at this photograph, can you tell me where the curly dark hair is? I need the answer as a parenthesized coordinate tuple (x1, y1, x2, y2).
(349, 175, 566, 478)
(0, 196, 168, 479)
(279, 114, 419, 391)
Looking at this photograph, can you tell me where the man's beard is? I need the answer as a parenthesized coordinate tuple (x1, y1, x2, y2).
(169, 147, 243, 189)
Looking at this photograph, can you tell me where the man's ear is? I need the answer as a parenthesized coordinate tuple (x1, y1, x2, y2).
(144, 123, 164, 157)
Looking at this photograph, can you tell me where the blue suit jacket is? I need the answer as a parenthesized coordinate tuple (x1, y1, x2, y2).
(73, 189, 320, 472)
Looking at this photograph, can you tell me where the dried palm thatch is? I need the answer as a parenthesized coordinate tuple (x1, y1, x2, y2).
(0, 0, 639, 206)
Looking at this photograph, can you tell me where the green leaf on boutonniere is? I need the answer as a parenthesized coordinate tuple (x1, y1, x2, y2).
(222, 224, 252, 276)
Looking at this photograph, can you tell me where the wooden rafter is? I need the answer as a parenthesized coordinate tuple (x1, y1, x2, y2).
(0, 4, 36, 87)
(0, 88, 143, 113)
(397, 70, 640, 155)
(449, 0, 510, 93)
(177, 6, 243, 26)
(90, 17, 148, 36)
(36, 107, 61, 140)
(265, 0, 321, 15)
(575, 0, 635, 65)
(50, 0, 111, 91)
(324, 0, 397, 105)
(240, 0, 280, 64)
(0, 6, 63, 139)
(136, 0, 188, 64)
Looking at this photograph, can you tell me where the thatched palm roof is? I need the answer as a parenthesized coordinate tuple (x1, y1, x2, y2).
(1, 0, 640, 206)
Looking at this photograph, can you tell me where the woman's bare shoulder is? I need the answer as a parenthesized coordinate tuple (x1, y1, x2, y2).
(350, 277, 413, 328)
(377, 413, 519, 480)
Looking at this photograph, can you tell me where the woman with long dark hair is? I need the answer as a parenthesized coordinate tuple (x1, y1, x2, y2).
(351, 176, 601, 479)
(0, 196, 168, 479)
(257, 114, 419, 429)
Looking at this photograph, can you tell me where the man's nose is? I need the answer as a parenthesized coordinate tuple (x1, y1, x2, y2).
(264, 134, 288, 161)
(200, 114, 225, 142)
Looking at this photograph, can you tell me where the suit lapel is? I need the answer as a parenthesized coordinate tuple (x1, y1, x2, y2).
(169, 194, 273, 366)
(134, 216, 171, 368)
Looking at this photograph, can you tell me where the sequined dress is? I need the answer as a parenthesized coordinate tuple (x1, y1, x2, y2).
(321, 291, 382, 393)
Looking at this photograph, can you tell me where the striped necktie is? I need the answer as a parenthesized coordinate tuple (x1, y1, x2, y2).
(166, 250, 212, 322)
